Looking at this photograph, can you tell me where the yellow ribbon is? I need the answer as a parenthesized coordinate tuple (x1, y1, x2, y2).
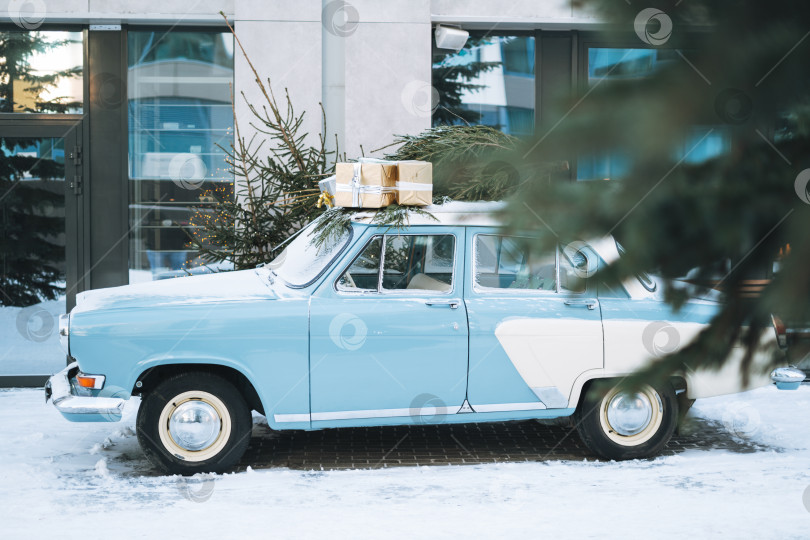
(317, 191, 334, 208)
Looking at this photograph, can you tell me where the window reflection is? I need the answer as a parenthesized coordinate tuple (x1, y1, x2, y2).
(474, 235, 592, 293)
(0, 136, 68, 375)
(338, 237, 382, 291)
(578, 47, 728, 180)
(433, 35, 535, 137)
(680, 127, 729, 164)
(588, 48, 677, 83)
(337, 235, 455, 293)
(0, 31, 82, 113)
(127, 31, 234, 282)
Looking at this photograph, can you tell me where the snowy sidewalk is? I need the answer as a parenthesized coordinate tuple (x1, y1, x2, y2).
(1, 386, 809, 539)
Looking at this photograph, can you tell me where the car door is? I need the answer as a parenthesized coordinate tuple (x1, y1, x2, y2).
(309, 226, 469, 426)
(464, 229, 604, 413)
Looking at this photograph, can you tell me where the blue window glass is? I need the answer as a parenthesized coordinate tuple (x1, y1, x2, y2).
(578, 47, 728, 180)
(588, 48, 677, 83)
(502, 37, 534, 76)
(433, 35, 535, 137)
(679, 127, 729, 164)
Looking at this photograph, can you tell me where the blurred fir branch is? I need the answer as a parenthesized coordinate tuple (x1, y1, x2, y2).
(500, 0, 810, 384)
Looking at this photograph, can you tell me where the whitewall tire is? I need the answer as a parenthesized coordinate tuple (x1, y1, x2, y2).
(137, 372, 252, 474)
(575, 381, 678, 460)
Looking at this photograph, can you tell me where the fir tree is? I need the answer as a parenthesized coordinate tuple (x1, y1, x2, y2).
(186, 15, 334, 269)
(0, 32, 81, 113)
(432, 37, 501, 126)
(0, 139, 65, 306)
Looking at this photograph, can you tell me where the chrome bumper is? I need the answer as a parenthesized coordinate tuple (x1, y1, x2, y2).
(45, 362, 125, 422)
(770, 366, 807, 391)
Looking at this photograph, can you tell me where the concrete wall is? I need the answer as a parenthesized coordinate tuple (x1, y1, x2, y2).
(233, 1, 323, 163)
(431, 0, 599, 28)
(342, 0, 431, 157)
(233, 0, 432, 159)
(0, 0, 234, 23)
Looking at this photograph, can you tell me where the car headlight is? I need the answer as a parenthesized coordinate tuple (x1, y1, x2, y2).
(58, 313, 70, 354)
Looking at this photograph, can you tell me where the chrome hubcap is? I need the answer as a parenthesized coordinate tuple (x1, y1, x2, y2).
(168, 400, 222, 451)
(606, 391, 653, 436)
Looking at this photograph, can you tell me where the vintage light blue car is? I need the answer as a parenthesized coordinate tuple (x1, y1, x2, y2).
(46, 202, 803, 474)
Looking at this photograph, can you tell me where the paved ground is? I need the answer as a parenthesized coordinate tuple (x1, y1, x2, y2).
(238, 414, 770, 471)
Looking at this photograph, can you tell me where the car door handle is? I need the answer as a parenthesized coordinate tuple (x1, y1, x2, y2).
(564, 298, 598, 310)
(425, 299, 460, 309)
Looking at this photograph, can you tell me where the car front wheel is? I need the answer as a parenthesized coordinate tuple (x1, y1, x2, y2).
(136, 372, 252, 474)
(575, 381, 677, 460)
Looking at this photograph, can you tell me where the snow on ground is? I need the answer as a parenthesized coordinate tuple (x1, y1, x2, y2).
(1, 386, 809, 539)
(0, 298, 66, 376)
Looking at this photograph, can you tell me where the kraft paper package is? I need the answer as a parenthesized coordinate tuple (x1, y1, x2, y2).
(331, 158, 433, 208)
(396, 160, 432, 206)
(333, 161, 397, 208)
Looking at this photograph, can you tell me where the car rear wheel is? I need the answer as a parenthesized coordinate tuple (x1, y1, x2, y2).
(575, 381, 677, 460)
(136, 372, 252, 475)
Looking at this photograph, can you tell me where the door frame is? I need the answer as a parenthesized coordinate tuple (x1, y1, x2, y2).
(307, 225, 470, 428)
(0, 115, 88, 309)
(0, 115, 87, 387)
(462, 227, 604, 411)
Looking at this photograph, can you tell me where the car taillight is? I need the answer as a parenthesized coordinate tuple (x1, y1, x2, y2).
(771, 314, 787, 349)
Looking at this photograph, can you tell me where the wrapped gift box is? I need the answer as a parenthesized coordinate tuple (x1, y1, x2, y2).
(396, 161, 433, 206)
(334, 162, 397, 208)
(318, 175, 336, 197)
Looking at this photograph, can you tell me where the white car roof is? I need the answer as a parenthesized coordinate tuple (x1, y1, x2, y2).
(350, 201, 507, 227)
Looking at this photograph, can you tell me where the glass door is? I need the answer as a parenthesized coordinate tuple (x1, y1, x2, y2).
(0, 122, 82, 380)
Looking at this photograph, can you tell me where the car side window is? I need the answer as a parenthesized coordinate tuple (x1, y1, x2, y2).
(474, 235, 556, 291)
(382, 235, 454, 292)
(337, 234, 455, 293)
(559, 244, 588, 293)
(474, 234, 593, 293)
(337, 236, 382, 291)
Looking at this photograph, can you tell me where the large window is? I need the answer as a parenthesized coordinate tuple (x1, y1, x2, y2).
(578, 46, 728, 180)
(127, 31, 234, 282)
(0, 31, 83, 113)
(432, 35, 535, 137)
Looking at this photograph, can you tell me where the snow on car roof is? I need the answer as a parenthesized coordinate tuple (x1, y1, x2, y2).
(350, 200, 507, 226)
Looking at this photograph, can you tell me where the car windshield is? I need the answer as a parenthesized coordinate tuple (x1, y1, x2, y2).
(268, 220, 352, 287)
